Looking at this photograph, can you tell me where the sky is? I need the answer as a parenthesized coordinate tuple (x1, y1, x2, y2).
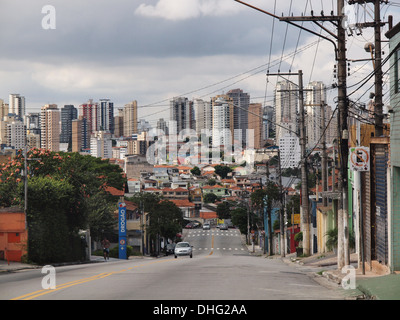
(1, 0, 399, 126)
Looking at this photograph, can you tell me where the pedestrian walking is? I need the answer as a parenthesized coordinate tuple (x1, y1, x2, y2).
(101, 237, 110, 260)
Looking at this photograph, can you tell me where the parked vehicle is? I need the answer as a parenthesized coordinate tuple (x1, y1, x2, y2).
(174, 242, 193, 258)
(219, 223, 228, 230)
(165, 243, 175, 256)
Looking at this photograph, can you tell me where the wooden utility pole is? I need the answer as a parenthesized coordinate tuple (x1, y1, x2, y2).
(348, 0, 385, 136)
(297, 70, 311, 256)
(268, 71, 311, 256)
(234, 0, 349, 263)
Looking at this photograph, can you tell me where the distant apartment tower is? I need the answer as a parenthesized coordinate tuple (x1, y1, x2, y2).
(99, 99, 114, 134)
(9, 94, 25, 118)
(79, 99, 99, 135)
(114, 108, 124, 138)
(248, 103, 263, 149)
(156, 118, 169, 135)
(274, 80, 298, 144)
(7, 120, 26, 151)
(123, 100, 138, 137)
(26, 113, 41, 133)
(263, 105, 274, 140)
(72, 116, 89, 153)
(226, 89, 250, 145)
(170, 97, 194, 133)
(193, 98, 212, 135)
(40, 104, 60, 151)
(60, 105, 78, 148)
(305, 81, 327, 149)
(0, 99, 9, 120)
(211, 95, 234, 147)
(279, 134, 301, 169)
(90, 131, 112, 158)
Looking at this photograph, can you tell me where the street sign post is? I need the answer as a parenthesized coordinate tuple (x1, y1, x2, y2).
(349, 147, 370, 172)
(118, 202, 127, 259)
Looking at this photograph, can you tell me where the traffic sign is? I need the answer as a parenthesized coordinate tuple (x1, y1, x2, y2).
(349, 147, 370, 171)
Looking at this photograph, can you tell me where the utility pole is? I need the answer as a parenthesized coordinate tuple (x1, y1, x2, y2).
(337, 0, 350, 269)
(304, 101, 328, 207)
(269, 71, 311, 256)
(234, 0, 349, 265)
(348, 0, 385, 136)
(321, 101, 328, 207)
(298, 70, 311, 256)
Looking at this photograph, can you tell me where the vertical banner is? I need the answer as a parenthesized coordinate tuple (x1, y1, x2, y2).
(118, 202, 127, 259)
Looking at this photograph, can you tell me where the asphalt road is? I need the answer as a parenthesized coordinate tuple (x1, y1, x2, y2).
(0, 227, 346, 302)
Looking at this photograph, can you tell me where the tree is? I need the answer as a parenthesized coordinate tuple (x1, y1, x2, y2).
(203, 193, 218, 203)
(231, 207, 248, 234)
(127, 193, 183, 254)
(216, 201, 231, 219)
(190, 166, 201, 176)
(251, 181, 280, 254)
(0, 148, 126, 264)
(214, 165, 232, 179)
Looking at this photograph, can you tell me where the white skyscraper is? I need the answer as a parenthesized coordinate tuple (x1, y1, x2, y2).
(274, 81, 298, 144)
(193, 98, 212, 135)
(212, 96, 233, 147)
(9, 94, 25, 118)
(305, 81, 327, 149)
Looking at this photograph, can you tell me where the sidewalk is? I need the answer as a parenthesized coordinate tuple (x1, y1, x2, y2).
(282, 251, 400, 300)
(0, 255, 118, 273)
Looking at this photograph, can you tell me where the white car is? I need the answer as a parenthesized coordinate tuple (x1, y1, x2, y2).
(174, 242, 193, 258)
(203, 223, 210, 230)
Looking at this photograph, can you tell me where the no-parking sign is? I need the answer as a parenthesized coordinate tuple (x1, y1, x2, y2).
(349, 147, 370, 171)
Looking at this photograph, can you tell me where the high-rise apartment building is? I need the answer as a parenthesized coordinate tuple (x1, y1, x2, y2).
(0, 99, 9, 120)
(248, 103, 263, 149)
(72, 116, 89, 153)
(193, 98, 212, 135)
(7, 120, 26, 151)
(60, 105, 78, 147)
(90, 131, 112, 158)
(226, 89, 250, 145)
(305, 81, 327, 149)
(170, 97, 194, 134)
(79, 99, 99, 136)
(263, 105, 274, 140)
(9, 94, 25, 118)
(123, 100, 138, 137)
(156, 118, 169, 135)
(211, 95, 234, 147)
(40, 104, 60, 152)
(99, 99, 114, 134)
(114, 108, 124, 138)
(274, 80, 298, 144)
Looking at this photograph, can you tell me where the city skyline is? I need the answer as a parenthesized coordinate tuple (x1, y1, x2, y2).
(1, 1, 397, 125)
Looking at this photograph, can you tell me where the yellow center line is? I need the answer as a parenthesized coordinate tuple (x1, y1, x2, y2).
(11, 258, 176, 300)
(208, 235, 214, 256)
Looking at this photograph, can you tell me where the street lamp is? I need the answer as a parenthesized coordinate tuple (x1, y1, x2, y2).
(364, 42, 375, 69)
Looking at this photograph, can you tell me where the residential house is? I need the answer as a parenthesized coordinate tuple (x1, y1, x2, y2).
(0, 207, 27, 262)
(126, 178, 141, 195)
(201, 185, 229, 198)
(168, 199, 195, 218)
(162, 187, 189, 200)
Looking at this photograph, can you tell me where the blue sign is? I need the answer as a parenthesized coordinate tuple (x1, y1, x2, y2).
(118, 202, 127, 259)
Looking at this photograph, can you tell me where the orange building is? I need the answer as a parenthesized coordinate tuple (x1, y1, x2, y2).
(0, 207, 28, 262)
